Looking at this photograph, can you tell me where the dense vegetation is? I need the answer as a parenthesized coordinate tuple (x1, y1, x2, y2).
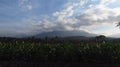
(0, 37, 120, 63)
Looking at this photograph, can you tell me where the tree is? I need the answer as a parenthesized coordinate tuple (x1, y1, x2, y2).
(45, 36, 48, 43)
(117, 22, 120, 28)
(95, 35, 106, 43)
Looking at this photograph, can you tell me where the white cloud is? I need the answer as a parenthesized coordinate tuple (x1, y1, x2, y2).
(19, 0, 33, 11)
(80, 4, 120, 23)
(6, 0, 120, 36)
(51, 0, 120, 35)
(100, 0, 116, 4)
(26, 5, 32, 10)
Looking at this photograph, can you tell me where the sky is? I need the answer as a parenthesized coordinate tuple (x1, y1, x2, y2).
(0, 0, 120, 37)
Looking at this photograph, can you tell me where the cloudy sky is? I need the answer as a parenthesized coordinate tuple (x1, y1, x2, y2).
(0, 0, 120, 37)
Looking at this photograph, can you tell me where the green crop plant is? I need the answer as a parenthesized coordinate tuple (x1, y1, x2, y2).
(0, 41, 119, 63)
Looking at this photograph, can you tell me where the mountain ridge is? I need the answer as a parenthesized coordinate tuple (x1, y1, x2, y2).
(35, 30, 97, 38)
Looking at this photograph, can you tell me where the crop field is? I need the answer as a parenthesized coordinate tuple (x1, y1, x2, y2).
(0, 40, 120, 63)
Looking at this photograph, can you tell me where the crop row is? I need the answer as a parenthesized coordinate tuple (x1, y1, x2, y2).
(0, 42, 119, 63)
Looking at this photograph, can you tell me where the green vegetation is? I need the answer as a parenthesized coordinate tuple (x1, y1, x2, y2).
(0, 41, 120, 63)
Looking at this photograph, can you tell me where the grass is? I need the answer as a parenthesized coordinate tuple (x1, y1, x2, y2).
(0, 41, 120, 63)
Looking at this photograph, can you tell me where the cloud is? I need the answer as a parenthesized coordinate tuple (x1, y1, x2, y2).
(19, 0, 33, 10)
(77, 5, 120, 24)
(26, 5, 32, 10)
(100, 0, 116, 4)
(51, 0, 120, 35)
(15, 0, 120, 36)
(1, 0, 120, 36)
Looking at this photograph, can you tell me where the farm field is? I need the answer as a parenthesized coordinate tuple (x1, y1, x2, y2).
(0, 37, 120, 67)
(0, 40, 120, 63)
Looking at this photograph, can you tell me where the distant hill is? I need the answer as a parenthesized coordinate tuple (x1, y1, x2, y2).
(109, 33, 120, 38)
(35, 30, 97, 38)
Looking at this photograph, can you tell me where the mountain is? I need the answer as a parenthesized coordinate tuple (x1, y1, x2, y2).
(109, 33, 120, 38)
(35, 30, 97, 38)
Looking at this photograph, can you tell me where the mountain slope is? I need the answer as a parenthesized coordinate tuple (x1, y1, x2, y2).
(109, 33, 120, 38)
(35, 30, 96, 38)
